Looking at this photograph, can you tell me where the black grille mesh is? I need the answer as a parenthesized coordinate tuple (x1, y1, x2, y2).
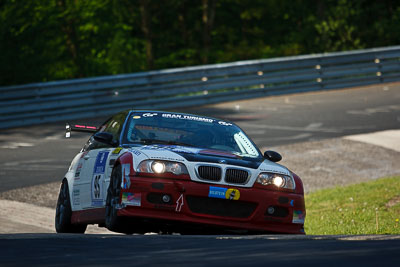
(186, 195, 256, 218)
(225, 169, 249, 184)
(197, 166, 222, 181)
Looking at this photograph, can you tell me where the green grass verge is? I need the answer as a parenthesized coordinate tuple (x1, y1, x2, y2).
(305, 176, 400, 235)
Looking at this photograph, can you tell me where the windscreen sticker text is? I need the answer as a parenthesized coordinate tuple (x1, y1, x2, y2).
(162, 113, 214, 123)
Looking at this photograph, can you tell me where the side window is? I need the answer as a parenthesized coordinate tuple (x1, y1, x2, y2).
(103, 119, 121, 141)
(82, 111, 128, 152)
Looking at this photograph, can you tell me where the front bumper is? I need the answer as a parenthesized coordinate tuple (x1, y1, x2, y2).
(118, 176, 305, 234)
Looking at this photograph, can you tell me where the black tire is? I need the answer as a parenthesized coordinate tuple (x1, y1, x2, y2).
(105, 165, 128, 233)
(55, 180, 87, 233)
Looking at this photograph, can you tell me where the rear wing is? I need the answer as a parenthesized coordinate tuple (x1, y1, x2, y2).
(66, 123, 98, 138)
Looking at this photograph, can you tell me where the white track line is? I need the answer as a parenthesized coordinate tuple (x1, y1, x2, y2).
(343, 129, 400, 152)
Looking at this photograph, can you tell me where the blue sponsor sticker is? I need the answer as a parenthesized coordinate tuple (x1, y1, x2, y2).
(93, 151, 109, 174)
(208, 186, 227, 199)
(91, 151, 109, 207)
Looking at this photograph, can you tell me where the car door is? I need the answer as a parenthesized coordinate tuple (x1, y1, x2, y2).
(76, 112, 127, 209)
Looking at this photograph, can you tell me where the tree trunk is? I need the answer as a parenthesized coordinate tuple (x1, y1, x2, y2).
(140, 0, 154, 69)
(57, 0, 84, 78)
(202, 0, 216, 64)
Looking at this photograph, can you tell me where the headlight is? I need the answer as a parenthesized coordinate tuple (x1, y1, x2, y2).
(137, 160, 188, 176)
(152, 161, 165, 173)
(256, 172, 295, 190)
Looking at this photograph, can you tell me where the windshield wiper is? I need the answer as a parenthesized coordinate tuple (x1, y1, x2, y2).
(138, 139, 194, 147)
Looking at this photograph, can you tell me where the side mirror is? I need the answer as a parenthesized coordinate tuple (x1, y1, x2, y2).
(93, 132, 118, 147)
(263, 150, 282, 162)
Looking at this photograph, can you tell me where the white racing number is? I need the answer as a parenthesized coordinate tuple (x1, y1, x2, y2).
(93, 175, 101, 198)
(91, 151, 109, 207)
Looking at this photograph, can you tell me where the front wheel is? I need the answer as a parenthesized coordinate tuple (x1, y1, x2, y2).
(105, 165, 128, 233)
(55, 180, 87, 233)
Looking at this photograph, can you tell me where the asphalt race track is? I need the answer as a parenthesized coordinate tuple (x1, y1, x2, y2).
(0, 82, 400, 266)
(1, 234, 400, 266)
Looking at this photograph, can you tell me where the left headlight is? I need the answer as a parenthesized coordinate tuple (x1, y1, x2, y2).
(137, 160, 189, 176)
(256, 172, 295, 190)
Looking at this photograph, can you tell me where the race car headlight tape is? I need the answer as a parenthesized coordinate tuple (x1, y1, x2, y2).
(138, 160, 189, 176)
(256, 173, 295, 190)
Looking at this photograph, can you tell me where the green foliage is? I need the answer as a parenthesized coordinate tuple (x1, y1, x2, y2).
(1, 0, 400, 86)
(305, 176, 400, 235)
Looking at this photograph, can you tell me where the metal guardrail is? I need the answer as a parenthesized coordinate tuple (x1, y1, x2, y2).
(1, 46, 400, 129)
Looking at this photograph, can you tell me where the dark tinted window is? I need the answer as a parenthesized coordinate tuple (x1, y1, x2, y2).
(82, 111, 128, 151)
(121, 112, 261, 158)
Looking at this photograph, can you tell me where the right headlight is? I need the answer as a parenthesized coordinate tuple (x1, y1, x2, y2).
(256, 172, 295, 190)
(137, 160, 188, 176)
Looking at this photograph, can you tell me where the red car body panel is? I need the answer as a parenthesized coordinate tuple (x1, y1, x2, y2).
(114, 175, 305, 234)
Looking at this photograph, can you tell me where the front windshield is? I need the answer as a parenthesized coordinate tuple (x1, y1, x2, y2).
(121, 112, 261, 158)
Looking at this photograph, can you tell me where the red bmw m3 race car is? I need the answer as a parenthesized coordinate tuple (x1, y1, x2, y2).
(55, 110, 306, 234)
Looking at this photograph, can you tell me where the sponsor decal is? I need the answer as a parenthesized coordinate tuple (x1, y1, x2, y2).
(292, 210, 305, 224)
(218, 121, 232, 126)
(130, 149, 142, 156)
(150, 156, 184, 162)
(225, 188, 240, 200)
(200, 149, 239, 158)
(143, 113, 157, 117)
(94, 151, 108, 174)
(139, 145, 200, 155)
(122, 192, 141, 206)
(122, 164, 131, 189)
(175, 194, 184, 212)
(112, 147, 123, 154)
(73, 189, 80, 206)
(75, 162, 83, 179)
(259, 168, 288, 175)
(209, 186, 240, 200)
(162, 113, 214, 123)
(208, 186, 227, 199)
(91, 151, 109, 207)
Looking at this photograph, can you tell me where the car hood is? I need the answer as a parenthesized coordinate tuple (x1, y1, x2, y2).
(129, 144, 290, 175)
(127, 145, 290, 187)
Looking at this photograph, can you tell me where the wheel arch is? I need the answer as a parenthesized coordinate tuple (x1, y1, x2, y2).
(114, 151, 135, 178)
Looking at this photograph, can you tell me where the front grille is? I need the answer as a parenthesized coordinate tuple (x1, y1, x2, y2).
(225, 169, 249, 184)
(186, 195, 257, 218)
(197, 166, 222, 181)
